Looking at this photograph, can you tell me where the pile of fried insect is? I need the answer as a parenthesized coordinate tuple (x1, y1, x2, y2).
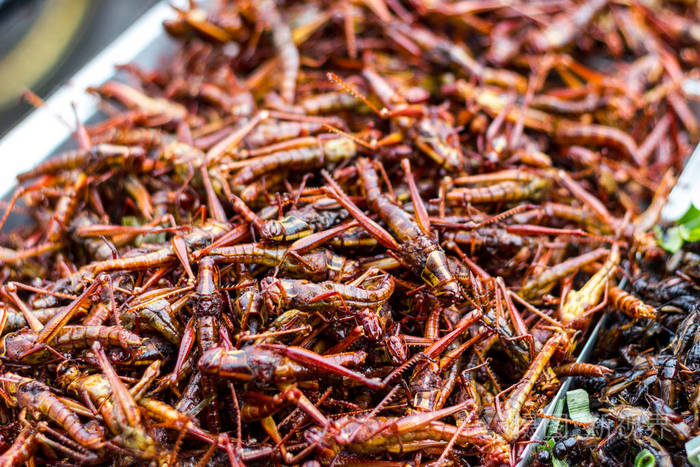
(0, 0, 697, 465)
(531, 243, 699, 467)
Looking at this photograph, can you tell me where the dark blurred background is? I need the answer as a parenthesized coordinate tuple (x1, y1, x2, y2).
(0, 0, 159, 136)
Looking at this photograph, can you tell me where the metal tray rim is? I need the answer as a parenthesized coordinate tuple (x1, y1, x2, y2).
(0, 0, 175, 199)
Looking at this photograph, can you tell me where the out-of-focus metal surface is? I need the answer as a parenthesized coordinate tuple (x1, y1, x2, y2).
(664, 78, 700, 220)
(0, 0, 89, 110)
(662, 141, 700, 221)
(0, 1, 178, 199)
(0, 0, 158, 135)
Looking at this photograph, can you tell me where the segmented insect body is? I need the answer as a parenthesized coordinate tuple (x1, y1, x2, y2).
(121, 297, 182, 344)
(198, 345, 367, 387)
(0, 373, 104, 449)
(608, 286, 657, 319)
(305, 410, 511, 464)
(442, 228, 526, 252)
(554, 362, 612, 377)
(138, 397, 218, 446)
(531, 93, 602, 115)
(232, 267, 265, 335)
(57, 365, 112, 409)
(0, 171, 88, 265)
(0, 326, 143, 364)
(498, 332, 566, 442)
(244, 118, 346, 149)
(409, 308, 482, 413)
(85, 220, 229, 274)
(519, 248, 609, 300)
(514, 202, 605, 232)
(0, 427, 39, 467)
(554, 122, 641, 165)
(261, 200, 348, 242)
(240, 171, 289, 203)
(298, 91, 360, 114)
(262, 213, 312, 242)
(108, 337, 170, 367)
(328, 226, 379, 251)
(1, 307, 64, 334)
(16, 144, 146, 182)
(167, 256, 227, 432)
(91, 81, 189, 122)
(211, 244, 358, 281)
(256, 0, 299, 103)
(414, 112, 463, 171)
(447, 177, 550, 205)
(28, 275, 86, 309)
(168, 80, 254, 117)
(560, 246, 620, 328)
(56, 365, 158, 458)
(162, 3, 238, 42)
(71, 214, 124, 261)
(90, 127, 172, 148)
(261, 275, 395, 313)
(230, 136, 356, 189)
(357, 158, 461, 301)
(389, 22, 527, 93)
(190, 257, 224, 354)
(668, 310, 699, 373)
(358, 65, 463, 172)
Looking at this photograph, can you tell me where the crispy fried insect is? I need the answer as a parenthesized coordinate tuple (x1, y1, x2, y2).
(608, 286, 657, 320)
(0, 326, 143, 364)
(227, 136, 356, 190)
(354, 158, 462, 301)
(305, 402, 511, 464)
(261, 273, 395, 313)
(260, 198, 348, 242)
(198, 345, 377, 388)
(0, 373, 104, 449)
(83, 220, 230, 274)
(0, 0, 697, 464)
(17, 145, 146, 182)
(210, 244, 359, 281)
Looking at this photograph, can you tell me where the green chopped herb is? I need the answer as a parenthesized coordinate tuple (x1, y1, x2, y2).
(687, 436, 700, 466)
(655, 225, 683, 253)
(634, 449, 656, 467)
(536, 439, 555, 452)
(566, 389, 597, 426)
(656, 203, 700, 252)
(546, 398, 565, 436)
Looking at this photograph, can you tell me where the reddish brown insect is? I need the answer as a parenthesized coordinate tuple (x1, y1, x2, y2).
(0, 0, 695, 464)
(608, 286, 657, 320)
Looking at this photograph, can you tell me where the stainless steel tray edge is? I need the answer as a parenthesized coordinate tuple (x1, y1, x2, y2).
(0, 0, 177, 198)
(517, 311, 613, 465)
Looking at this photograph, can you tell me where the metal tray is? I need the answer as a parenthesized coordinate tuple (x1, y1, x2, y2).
(516, 291, 618, 465)
(0, 0, 179, 199)
(0, 2, 693, 465)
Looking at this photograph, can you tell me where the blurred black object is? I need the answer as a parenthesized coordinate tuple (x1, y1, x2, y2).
(0, 0, 158, 136)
